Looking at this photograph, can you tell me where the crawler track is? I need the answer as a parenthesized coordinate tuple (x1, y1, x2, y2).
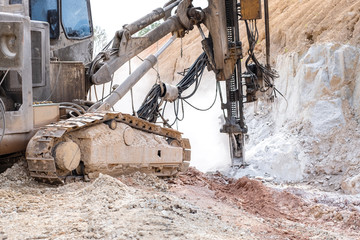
(26, 112, 190, 184)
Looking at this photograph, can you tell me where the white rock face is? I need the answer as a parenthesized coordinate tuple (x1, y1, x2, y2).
(274, 43, 359, 131)
(341, 174, 360, 195)
(310, 99, 345, 135)
(240, 43, 360, 193)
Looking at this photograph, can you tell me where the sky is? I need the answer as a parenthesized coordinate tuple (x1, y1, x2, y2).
(90, 0, 209, 39)
(90, 0, 167, 39)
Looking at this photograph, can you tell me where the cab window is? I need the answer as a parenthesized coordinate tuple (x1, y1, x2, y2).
(29, 0, 59, 39)
(9, 0, 22, 4)
(61, 0, 92, 39)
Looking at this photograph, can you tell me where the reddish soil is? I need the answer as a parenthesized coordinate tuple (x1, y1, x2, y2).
(168, 168, 360, 239)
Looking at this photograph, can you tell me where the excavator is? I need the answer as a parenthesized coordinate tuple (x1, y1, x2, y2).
(0, 0, 277, 184)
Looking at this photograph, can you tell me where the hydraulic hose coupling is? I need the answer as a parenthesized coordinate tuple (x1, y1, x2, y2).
(163, 83, 179, 102)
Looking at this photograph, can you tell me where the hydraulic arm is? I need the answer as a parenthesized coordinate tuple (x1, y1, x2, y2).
(90, 1, 187, 85)
(88, 0, 276, 167)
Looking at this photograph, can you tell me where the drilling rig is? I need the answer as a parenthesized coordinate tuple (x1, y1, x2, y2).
(0, 0, 277, 183)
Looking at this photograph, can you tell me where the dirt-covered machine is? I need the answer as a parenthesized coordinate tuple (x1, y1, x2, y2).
(0, 0, 276, 183)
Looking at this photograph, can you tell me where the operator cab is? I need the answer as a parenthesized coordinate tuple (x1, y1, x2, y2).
(29, 0, 93, 62)
(0, 0, 93, 111)
(30, 0, 92, 40)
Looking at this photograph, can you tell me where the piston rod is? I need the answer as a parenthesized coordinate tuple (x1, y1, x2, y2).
(96, 35, 177, 111)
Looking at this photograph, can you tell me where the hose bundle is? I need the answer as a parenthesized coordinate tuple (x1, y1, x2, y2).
(244, 20, 279, 95)
(137, 52, 209, 123)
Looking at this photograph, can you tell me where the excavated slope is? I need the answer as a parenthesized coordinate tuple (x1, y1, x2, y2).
(262, 0, 360, 56)
(158, 0, 360, 79)
(153, 0, 360, 194)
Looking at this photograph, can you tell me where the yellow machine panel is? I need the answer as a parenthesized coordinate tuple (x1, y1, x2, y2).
(33, 103, 60, 128)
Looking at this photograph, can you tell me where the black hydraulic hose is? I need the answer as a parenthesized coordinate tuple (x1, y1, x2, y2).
(59, 106, 82, 117)
(59, 102, 86, 114)
(137, 52, 208, 123)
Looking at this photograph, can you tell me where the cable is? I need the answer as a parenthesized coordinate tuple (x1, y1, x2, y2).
(136, 52, 208, 123)
(137, 84, 163, 122)
(0, 98, 6, 145)
(109, 78, 114, 99)
(217, 81, 227, 117)
(244, 20, 281, 100)
(101, 83, 105, 101)
(136, 55, 161, 78)
(167, 98, 185, 127)
(177, 52, 208, 99)
(128, 59, 137, 116)
(94, 85, 99, 102)
(59, 106, 82, 117)
(183, 79, 218, 112)
(59, 102, 86, 114)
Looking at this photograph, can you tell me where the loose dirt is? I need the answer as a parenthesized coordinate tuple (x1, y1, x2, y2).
(170, 168, 360, 239)
(0, 162, 241, 240)
(1, 162, 358, 239)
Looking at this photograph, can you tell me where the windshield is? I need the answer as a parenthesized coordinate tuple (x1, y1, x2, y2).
(30, 0, 59, 39)
(61, 0, 92, 39)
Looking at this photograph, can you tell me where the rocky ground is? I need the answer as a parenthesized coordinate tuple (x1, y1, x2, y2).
(0, 162, 359, 239)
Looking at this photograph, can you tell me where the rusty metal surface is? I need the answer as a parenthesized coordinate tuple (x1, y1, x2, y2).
(240, 0, 262, 20)
(49, 62, 86, 103)
(118, 113, 183, 140)
(26, 112, 190, 184)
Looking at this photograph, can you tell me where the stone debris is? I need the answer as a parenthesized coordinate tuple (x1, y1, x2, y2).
(0, 164, 241, 240)
(0, 163, 359, 239)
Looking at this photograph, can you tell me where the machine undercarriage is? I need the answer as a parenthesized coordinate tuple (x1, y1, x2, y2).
(26, 112, 190, 184)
